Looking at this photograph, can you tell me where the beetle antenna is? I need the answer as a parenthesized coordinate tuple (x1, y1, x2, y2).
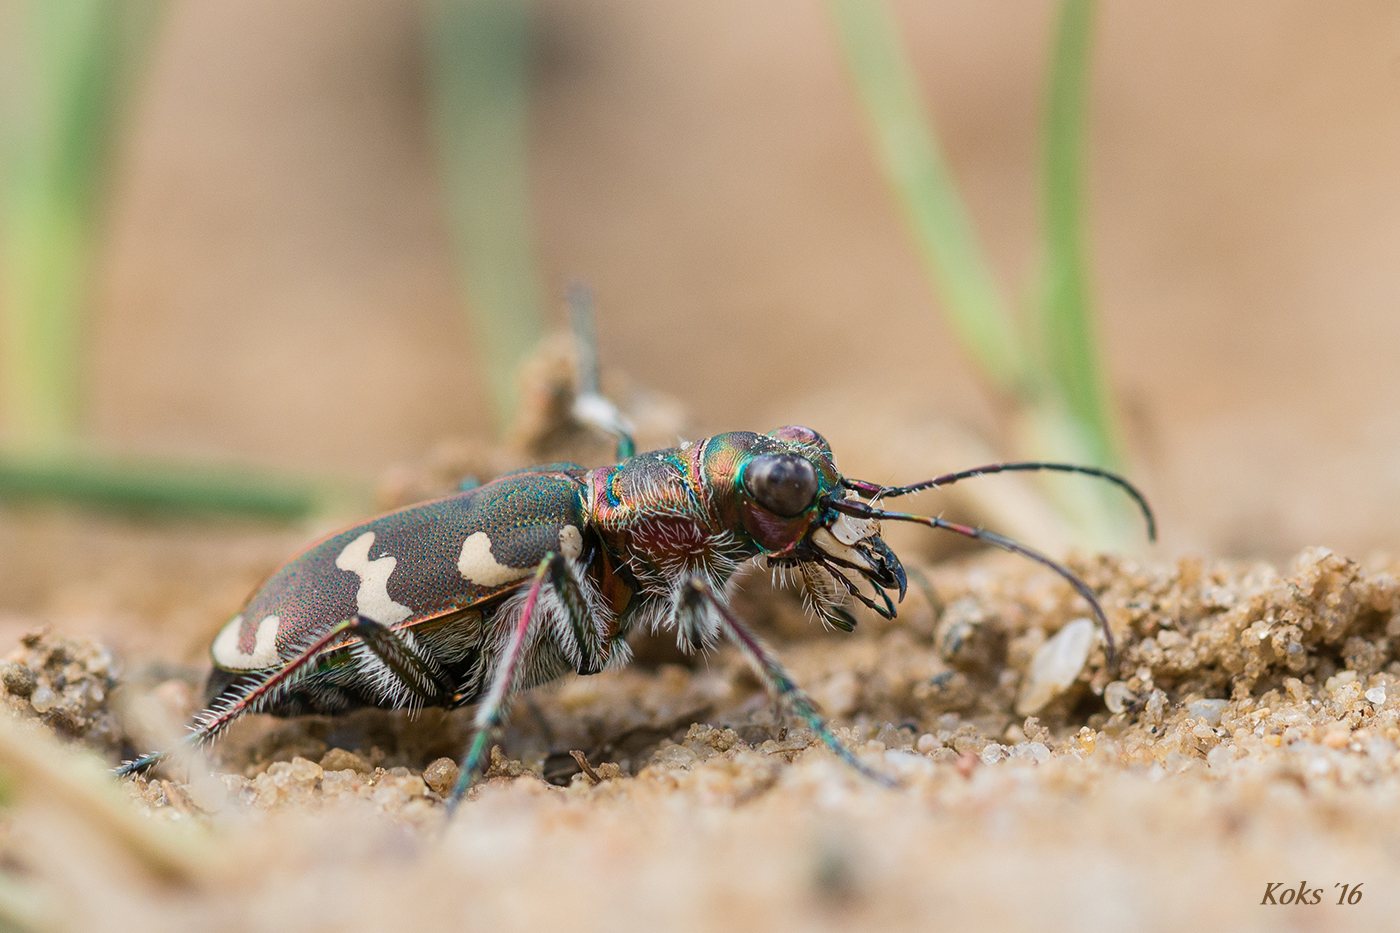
(844, 462, 1156, 542)
(829, 498, 1118, 668)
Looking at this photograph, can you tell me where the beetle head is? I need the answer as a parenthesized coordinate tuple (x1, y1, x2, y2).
(720, 426, 907, 629)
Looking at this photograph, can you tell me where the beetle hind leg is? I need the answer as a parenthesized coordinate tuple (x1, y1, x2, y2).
(351, 618, 452, 709)
(566, 282, 637, 462)
(117, 616, 451, 779)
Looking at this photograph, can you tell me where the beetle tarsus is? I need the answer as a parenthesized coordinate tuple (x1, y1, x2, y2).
(115, 750, 165, 778)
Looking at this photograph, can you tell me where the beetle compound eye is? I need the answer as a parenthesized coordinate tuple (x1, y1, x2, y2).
(743, 454, 818, 517)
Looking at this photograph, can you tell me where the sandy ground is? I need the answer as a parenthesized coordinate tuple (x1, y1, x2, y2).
(85, 0, 1400, 560)
(3, 539, 1400, 932)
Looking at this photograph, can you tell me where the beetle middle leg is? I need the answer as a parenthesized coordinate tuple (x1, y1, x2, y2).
(447, 550, 607, 807)
(679, 578, 897, 788)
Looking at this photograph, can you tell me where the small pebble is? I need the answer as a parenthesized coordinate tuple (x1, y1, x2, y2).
(1206, 745, 1235, 770)
(656, 743, 699, 769)
(290, 756, 323, 784)
(1186, 699, 1228, 727)
(916, 733, 938, 754)
(1366, 686, 1386, 705)
(980, 743, 1007, 765)
(322, 770, 366, 797)
(319, 748, 372, 774)
(422, 757, 460, 797)
(1011, 742, 1051, 764)
(187, 772, 229, 813)
(0, 663, 36, 698)
(28, 686, 56, 714)
(1144, 690, 1167, 725)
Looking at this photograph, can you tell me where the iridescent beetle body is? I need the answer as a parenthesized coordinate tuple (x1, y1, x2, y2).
(203, 465, 595, 716)
(124, 423, 1153, 804)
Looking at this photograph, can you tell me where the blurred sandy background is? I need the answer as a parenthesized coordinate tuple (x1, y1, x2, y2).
(73, 0, 1400, 560)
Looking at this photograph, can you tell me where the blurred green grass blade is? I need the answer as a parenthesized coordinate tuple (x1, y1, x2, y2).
(0, 451, 370, 521)
(1041, 0, 1118, 467)
(0, 0, 165, 450)
(0, 204, 85, 449)
(425, 0, 545, 432)
(827, 0, 1029, 397)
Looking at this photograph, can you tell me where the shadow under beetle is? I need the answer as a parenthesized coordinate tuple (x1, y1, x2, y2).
(120, 389, 1153, 806)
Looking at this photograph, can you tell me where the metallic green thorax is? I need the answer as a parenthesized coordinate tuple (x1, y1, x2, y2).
(583, 429, 844, 615)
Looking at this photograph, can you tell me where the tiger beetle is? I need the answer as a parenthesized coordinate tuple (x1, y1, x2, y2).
(119, 298, 1154, 804)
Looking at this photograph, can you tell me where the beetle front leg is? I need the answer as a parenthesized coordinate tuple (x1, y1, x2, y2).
(679, 578, 897, 788)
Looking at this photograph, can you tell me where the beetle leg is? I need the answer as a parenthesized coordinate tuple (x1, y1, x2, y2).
(118, 616, 361, 777)
(673, 578, 720, 653)
(545, 552, 607, 675)
(117, 616, 447, 778)
(351, 616, 453, 707)
(680, 578, 897, 788)
(448, 554, 556, 809)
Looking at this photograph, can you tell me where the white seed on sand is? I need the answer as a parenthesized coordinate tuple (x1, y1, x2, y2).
(1015, 618, 1097, 716)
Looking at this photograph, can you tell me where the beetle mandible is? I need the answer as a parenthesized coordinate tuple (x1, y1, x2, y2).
(121, 401, 1153, 804)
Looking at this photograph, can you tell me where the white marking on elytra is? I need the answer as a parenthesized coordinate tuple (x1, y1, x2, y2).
(458, 531, 533, 586)
(336, 531, 413, 625)
(212, 614, 281, 670)
(559, 524, 583, 561)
